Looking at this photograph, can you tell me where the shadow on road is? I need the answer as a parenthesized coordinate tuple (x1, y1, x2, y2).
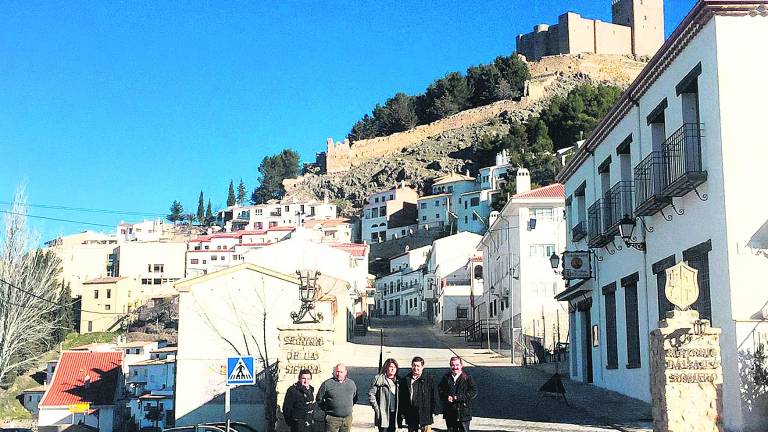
(342, 316, 636, 429)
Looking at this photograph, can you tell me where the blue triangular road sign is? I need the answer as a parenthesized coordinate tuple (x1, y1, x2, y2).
(227, 356, 255, 385)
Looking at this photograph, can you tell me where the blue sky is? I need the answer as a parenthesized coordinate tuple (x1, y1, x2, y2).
(0, 0, 696, 242)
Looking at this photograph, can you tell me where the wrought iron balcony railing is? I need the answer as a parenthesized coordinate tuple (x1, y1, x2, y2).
(605, 181, 634, 235)
(571, 220, 588, 242)
(587, 199, 613, 248)
(634, 151, 672, 216)
(662, 123, 707, 197)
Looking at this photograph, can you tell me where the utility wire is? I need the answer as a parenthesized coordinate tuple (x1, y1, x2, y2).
(0, 201, 164, 218)
(0, 277, 139, 316)
(0, 210, 116, 228)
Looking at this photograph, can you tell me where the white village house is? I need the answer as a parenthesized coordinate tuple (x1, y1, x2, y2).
(477, 180, 567, 361)
(422, 232, 484, 330)
(555, 2, 768, 431)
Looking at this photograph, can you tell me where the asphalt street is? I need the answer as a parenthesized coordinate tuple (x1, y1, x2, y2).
(329, 316, 646, 432)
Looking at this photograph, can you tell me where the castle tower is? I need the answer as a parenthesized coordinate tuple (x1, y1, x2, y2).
(611, 0, 665, 58)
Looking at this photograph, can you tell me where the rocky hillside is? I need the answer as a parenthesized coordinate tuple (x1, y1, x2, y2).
(285, 55, 646, 214)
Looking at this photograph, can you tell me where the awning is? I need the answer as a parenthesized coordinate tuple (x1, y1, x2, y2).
(555, 279, 592, 301)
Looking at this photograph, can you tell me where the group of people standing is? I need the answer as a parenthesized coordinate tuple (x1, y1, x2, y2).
(282, 357, 478, 432)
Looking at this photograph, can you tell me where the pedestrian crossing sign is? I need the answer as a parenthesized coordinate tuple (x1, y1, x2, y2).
(226, 356, 255, 385)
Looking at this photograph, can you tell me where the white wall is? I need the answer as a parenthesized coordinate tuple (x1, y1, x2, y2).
(175, 270, 301, 429)
(560, 13, 768, 431)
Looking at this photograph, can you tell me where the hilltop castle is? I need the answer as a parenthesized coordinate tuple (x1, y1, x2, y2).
(516, 0, 664, 61)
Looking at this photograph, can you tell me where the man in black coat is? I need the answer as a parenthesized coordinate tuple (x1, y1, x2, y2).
(398, 356, 438, 432)
(438, 357, 478, 432)
(283, 369, 317, 432)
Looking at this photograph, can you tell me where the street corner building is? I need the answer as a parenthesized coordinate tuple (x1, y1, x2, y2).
(173, 238, 365, 430)
(555, 2, 768, 431)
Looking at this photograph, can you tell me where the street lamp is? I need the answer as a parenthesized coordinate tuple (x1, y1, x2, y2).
(617, 215, 646, 251)
(549, 252, 561, 274)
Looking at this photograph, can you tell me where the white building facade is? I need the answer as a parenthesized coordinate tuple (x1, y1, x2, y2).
(361, 184, 419, 243)
(217, 199, 337, 232)
(478, 182, 567, 361)
(556, 4, 768, 431)
(375, 245, 431, 317)
(422, 232, 484, 330)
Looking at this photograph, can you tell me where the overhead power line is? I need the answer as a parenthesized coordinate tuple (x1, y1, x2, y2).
(0, 201, 165, 218)
(0, 277, 136, 316)
(0, 210, 116, 228)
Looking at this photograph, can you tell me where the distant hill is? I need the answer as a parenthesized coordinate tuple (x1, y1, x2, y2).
(285, 54, 648, 215)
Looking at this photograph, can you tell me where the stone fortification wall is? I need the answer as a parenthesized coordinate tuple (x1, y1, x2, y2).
(324, 97, 532, 174)
(322, 54, 647, 175)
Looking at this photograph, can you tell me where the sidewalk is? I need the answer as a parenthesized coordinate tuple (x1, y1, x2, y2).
(424, 325, 654, 432)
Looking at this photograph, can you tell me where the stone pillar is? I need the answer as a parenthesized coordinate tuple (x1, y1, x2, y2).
(650, 310, 724, 432)
(274, 325, 336, 432)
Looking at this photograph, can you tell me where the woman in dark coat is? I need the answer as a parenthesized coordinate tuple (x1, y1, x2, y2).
(368, 358, 400, 432)
(283, 369, 317, 432)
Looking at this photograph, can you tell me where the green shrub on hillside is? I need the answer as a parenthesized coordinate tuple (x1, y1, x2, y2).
(476, 83, 622, 211)
(348, 54, 530, 141)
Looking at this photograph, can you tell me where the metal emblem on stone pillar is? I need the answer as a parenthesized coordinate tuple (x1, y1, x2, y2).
(665, 262, 699, 310)
(291, 270, 324, 323)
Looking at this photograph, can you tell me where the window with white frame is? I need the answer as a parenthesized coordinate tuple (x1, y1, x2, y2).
(530, 208, 555, 221)
(529, 244, 556, 257)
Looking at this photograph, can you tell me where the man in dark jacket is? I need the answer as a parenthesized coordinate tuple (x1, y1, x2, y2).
(398, 356, 438, 432)
(438, 357, 478, 432)
(283, 369, 317, 432)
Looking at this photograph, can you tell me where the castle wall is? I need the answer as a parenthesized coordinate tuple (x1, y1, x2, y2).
(321, 54, 648, 175)
(629, 0, 665, 58)
(560, 12, 597, 56)
(516, 0, 663, 61)
(594, 20, 633, 55)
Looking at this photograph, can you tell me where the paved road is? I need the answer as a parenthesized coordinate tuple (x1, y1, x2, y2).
(334, 316, 626, 432)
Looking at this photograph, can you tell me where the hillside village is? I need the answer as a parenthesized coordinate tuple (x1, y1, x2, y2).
(4, 1, 768, 432)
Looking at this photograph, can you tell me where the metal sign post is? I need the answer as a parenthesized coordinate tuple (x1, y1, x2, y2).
(225, 355, 255, 430)
(225, 386, 231, 432)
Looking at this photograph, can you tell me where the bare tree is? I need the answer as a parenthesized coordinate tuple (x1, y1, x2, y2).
(190, 277, 281, 431)
(0, 187, 63, 387)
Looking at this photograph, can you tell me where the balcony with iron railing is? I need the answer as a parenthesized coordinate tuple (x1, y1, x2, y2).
(633, 123, 706, 216)
(571, 220, 588, 242)
(634, 151, 672, 216)
(662, 123, 707, 197)
(587, 199, 613, 248)
(605, 181, 634, 235)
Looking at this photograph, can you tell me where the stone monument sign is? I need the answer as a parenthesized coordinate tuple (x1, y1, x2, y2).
(650, 262, 723, 432)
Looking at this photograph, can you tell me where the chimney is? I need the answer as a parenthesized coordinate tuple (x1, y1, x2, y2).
(516, 168, 531, 194)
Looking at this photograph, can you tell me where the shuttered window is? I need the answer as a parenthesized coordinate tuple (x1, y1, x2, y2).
(622, 273, 641, 369)
(603, 283, 618, 369)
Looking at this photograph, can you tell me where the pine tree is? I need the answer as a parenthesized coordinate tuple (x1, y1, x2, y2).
(237, 179, 247, 205)
(205, 200, 213, 225)
(227, 180, 236, 207)
(167, 200, 184, 223)
(196, 191, 205, 223)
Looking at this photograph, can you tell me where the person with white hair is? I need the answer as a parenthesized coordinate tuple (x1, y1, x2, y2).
(317, 363, 358, 432)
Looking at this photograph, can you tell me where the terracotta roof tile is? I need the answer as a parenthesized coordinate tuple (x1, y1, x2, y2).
(512, 183, 565, 199)
(40, 351, 123, 407)
(329, 243, 368, 257)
